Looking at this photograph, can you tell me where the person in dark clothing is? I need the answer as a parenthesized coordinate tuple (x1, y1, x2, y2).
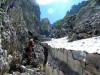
(23, 39, 36, 65)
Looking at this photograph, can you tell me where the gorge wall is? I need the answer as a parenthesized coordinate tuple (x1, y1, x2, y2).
(1, 0, 100, 75)
(0, 0, 42, 74)
(53, 0, 100, 41)
(44, 2, 100, 74)
(44, 44, 100, 75)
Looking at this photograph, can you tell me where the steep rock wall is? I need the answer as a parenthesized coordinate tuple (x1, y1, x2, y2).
(0, 0, 41, 74)
(70, 6, 100, 41)
(52, 1, 100, 41)
(44, 44, 100, 75)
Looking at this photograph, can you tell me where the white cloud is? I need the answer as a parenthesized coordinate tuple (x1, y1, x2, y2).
(48, 8, 54, 14)
(36, 0, 68, 5)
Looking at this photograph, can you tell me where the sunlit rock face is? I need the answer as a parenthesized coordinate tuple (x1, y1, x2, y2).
(40, 18, 52, 37)
(72, 8, 100, 41)
(43, 44, 100, 75)
(0, 47, 10, 75)
(43, 36, 100, 75)
(52, 0, 100, 41)
(41, 18, 50, 25)
(0, 0, 41, 74)
(21, 0, 41, 33)
(69, 6, 100, 41)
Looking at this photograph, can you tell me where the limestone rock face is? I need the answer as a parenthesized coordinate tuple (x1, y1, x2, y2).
(21, 0, 41, 33)
(43, 44, 100, 75)
(41, 18, 50, 25)
(0, 47, 10, 75)
(40, 18, 52, 37)
(52, 0, 100, 41)
(52, 14, 76, 38)
(0, 0, 41, 74)
(70, 6, 100, 41)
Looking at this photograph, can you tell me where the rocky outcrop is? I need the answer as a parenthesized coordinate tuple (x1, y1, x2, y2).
(52, 15, 76, 38)
(21, 0, 41, 33)
(69, 6, 100, 41)
(41, 18, 50, 25)
(52, 0, 100, 41)
(43, 44, 100, 75)
(52, 0, 89, 39)
(0, 0, 43, 74)
(4, 64, 45, 75)
(66, 1, 89, 16)
(40, 18, 52, 37)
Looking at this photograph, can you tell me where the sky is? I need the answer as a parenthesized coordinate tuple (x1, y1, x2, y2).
(35, 0, 86, 24)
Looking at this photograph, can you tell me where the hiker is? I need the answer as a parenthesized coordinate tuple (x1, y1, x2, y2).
(23, 39, 36, 65)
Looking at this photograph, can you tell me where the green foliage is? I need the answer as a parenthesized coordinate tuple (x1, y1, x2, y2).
(0, 16, 3, 20)
(87, 0, 100, 7)
(64, 14, 76, 22)
(54, 19, 63, 28)
(87, 0, 96, 7)
(0, 0, 7, 4)
(54, 14, 76, 29)
(0, 8, 4, 19)
(41, 22, 48, 29)
(0, 8, 4, 12)
(36, 64, 43, 68)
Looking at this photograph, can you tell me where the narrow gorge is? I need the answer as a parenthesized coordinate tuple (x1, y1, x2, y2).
(0, 0, 100, 75)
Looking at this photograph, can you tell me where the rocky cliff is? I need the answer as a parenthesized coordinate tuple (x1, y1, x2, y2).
(43, 43, 100, 75)
(53, 0, 100, 41)
(66, 1, 89, 16)
(40, 18, 51, 37)
(0, 0, 43, 74)
(70, 5, 100, 41)
(1, 0, 100, 75)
